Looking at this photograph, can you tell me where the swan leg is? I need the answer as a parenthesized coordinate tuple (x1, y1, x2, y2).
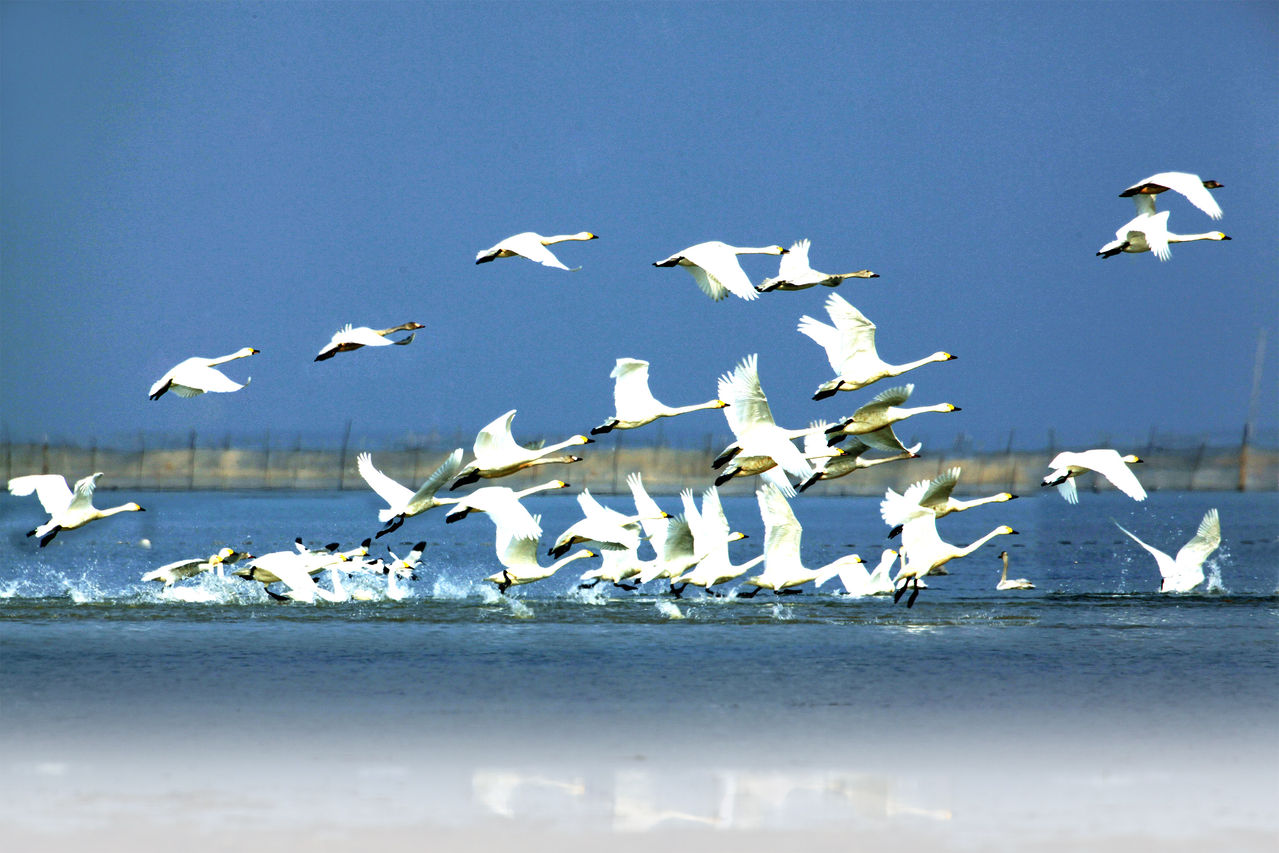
(613, 582, 637, 591)
(704, 586, 723, 598)
(888, 525, 903, 539)
(906, 580, 920, 609)
(590, 420, 617, 436)
(376, 515, 406, 538)
(737, 586, 761, 599)
(777, 588, 803, 596)
(578, 579, 600, 590)
(38, 528, 60, 547)
(669, 583, 687, 598)
(893, 580, 908, 604)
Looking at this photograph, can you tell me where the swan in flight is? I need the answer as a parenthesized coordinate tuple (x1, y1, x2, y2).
(451, 410, 592, 489)
(148, 347, 259, 400)
(591, 358, 727, 435)
(357, 449, 464, 536)
(8, 472, 145, 546)
(443, 479, 570, 540)
(716, 354, 819, 486)
(669, 486, 761, 597)
(549, 488, 658, 558)
(817, 548, 898, 597)
(738, 485, 864, 596)
(234, 547, 350, 603)
(995, 550, 1034, 590)
(1119, 172, 1223, 220)
(579, 544, 650, 590)
(475, 231, 598, 270)
(756, 239, 878, 293)
(797, 429, 919, 492)
(635, 510, 701, 586)
(142, 547, 251, 587)
(652, 241, 786, 301)
(1041, 449, 1146, 504)
(880, 467, 1017, 538)
(485, 514, 597, 593)
(824, 384, 959, 446)
(1115, 508, 1220, 593)
(799, 294, 955, 399)
(1096, 211, 1230, 261)
(314, 322, 424, 361)
(894, 515, 1017, 607)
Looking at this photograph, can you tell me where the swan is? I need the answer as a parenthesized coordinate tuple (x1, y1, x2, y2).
(314, 322, 424, 361)
(652, 241, 786, 302)
(548, 488, 659, 558)
(798, 294, 955, 399)
(579, 544, 651, 590)
(591, 358, 727, 434)
(485, 513, 597, 593)
(738, 485, 864, 596)
(824, 383, 960, 446)
(357, 449, 464, 536)
(1096, 211, 1230, 261)
(475, 231, 598, 270)
(1041, 449, 1146, 504)
(142, 546, 251, 587)
(669, 486, 762, 596)
(817, 548, 898, 597)
(880, 467, 1017, 537)
(451, 410, 592, 489)
(756, 239, 878, 293)
(148, 347, 259, 399)
(635, 510, 701, 585)
(797, 428, 919, 492)
(1115, 508, 1220, 593)
(235, 549, 350, 603)
(1119, 172, 1224, 220)
(443, 479, 570, 540)
(996, 550, 1035, 590)
(8, 472, 145, 546)
(894, 515, 1017, 607)
(716, 354, 819, 485)
(626, 472, 672, 559)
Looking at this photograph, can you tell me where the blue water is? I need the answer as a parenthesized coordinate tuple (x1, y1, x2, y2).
(1, 489, 1276, 847)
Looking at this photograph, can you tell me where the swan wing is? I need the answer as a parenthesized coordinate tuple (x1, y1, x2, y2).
(356, 452, 414, 510)
(1142, 211, 1171, 261)
(857, 424, 912, 454)
(757, 485, 803, 568)
(796, 315, 842, 373)
(918, 467, 961, 511)
(611, 358, 663, 421)
(1174, 508, 1221, 568)
(822, 293, 879, 371)
(337, 325, 392, 347)
(8, 474, 75, 515)
(880, 483, 930, 529)
(513, 236, 573, 270)
(777, 239, 814, 279)
(67, 472, 102, 513)
(1089, 452, 1147, 501)
(473, 410, 522, 463)
(717, 354, 774, 435)
(172, 364, 246, 394)
(1114, 521, 1177, 580)
(683, 244, 757, 301)
(405, 448, 465, 510)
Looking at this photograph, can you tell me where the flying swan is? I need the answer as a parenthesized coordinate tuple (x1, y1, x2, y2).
(652, 241, 786, 302)
(475, 231, 598, 270)
(756, 239, 878, 293)
(1115, 508, 1221, 593)
(1041, 449, 1146, 504)
(148, 347, 259, 399)
(314, 322, 424, 361)
(8, 472, 145, 546)
(591, 358, 727, 434)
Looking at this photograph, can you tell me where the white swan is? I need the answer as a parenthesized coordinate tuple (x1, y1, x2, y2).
(797, 428, 919, 492)
(452, 410, 592, 489)
(314, 322, 424, 361)
(356, 449, 464, 535)
(756, 239, 878, 293)
(578, 544, 651, 590)
(636, 510, 700, 586)
(475, 231, 598, 270)
(799, 294, 955, 399)
(738, 485, 864, 596)
(591, 358, 727, 434)
(894, 515, 1017, 607)
(142, 547, 250, 587)
(235, 548, 350, 603)
(626, 472, 671, 559)
(996, 550, 1034, 590)
(670, 486, 762, 596)
(148, 347, 259, 400)
(443, 479, 570, 540)
(652, 241, 786, 302)
(1119, 172, 1224, 220)
(8, 472, 145, 547)
(817, 548, 898, 597)
(1041, 449, 1146, 504)
(715, 354, 818, 485)
(1096, 211, 1230, 261)
(825, 383, 959, 446)
(485, 514, 597, 593)
(880, 467, 1017, 537)
(548, 488, 656, 558)
(1115, 508, 1220, 593)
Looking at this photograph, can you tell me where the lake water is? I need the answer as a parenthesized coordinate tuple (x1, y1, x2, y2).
(1, 488, 1276, 851)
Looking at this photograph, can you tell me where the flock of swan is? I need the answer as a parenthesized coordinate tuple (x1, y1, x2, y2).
(7, 173, 1229, 606)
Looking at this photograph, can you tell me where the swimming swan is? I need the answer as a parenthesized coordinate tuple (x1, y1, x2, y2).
(799, 294, 955, 399)
(357, 449, 464, 535)
(1115, 508, 1220, 593)
(8, 472, 145, 547)
(592, 358, 727, 434)
(452, 410, 592, 489)
(880, 467, 1017, 537)
(475, 231, 598, 270)
(314, 322, 424, 361)
(995, 550, 1035, 590)
(894, 515, 1017, 607)
(756, 239, 878, 293)
(148, 347, 259, 399)
(1041, 449, 1146, 504)
(653, 241, 786, 302)
(825, 383, 959, 446)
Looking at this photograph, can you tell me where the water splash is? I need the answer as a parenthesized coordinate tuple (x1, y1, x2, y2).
(769, 603, 795, 621)
(432, 575, 477, 600)
(567, 585, 608, 606)
(502, 597, 534, 619)
(654, 600, 684, 620)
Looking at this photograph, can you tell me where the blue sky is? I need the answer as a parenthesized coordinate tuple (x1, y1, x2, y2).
(2, 1, 1276, 454)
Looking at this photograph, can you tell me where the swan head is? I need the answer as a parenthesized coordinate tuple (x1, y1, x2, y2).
(998, 526, 1018, 536)
(1122, 454, 1143, 464)
(714, 399, 730, 409)
(727, 531, 748, 542)
(944, 404, 961, 412)
(1212, 232, 1231, 241)
(937, 352, 957, 361)
(404, 322, 426, 331)
(572, 435, 593, 446)
(550, 480, 570, 489)
(769, 245, 787, 255)
(239, 347, 260, 357)
(124, 503, 145, 512)
(997, 493, 1017, 502)
(1203, 180, 1224, 189)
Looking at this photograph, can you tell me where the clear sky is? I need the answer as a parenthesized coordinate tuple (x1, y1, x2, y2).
(2, 1, 1276, 455)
